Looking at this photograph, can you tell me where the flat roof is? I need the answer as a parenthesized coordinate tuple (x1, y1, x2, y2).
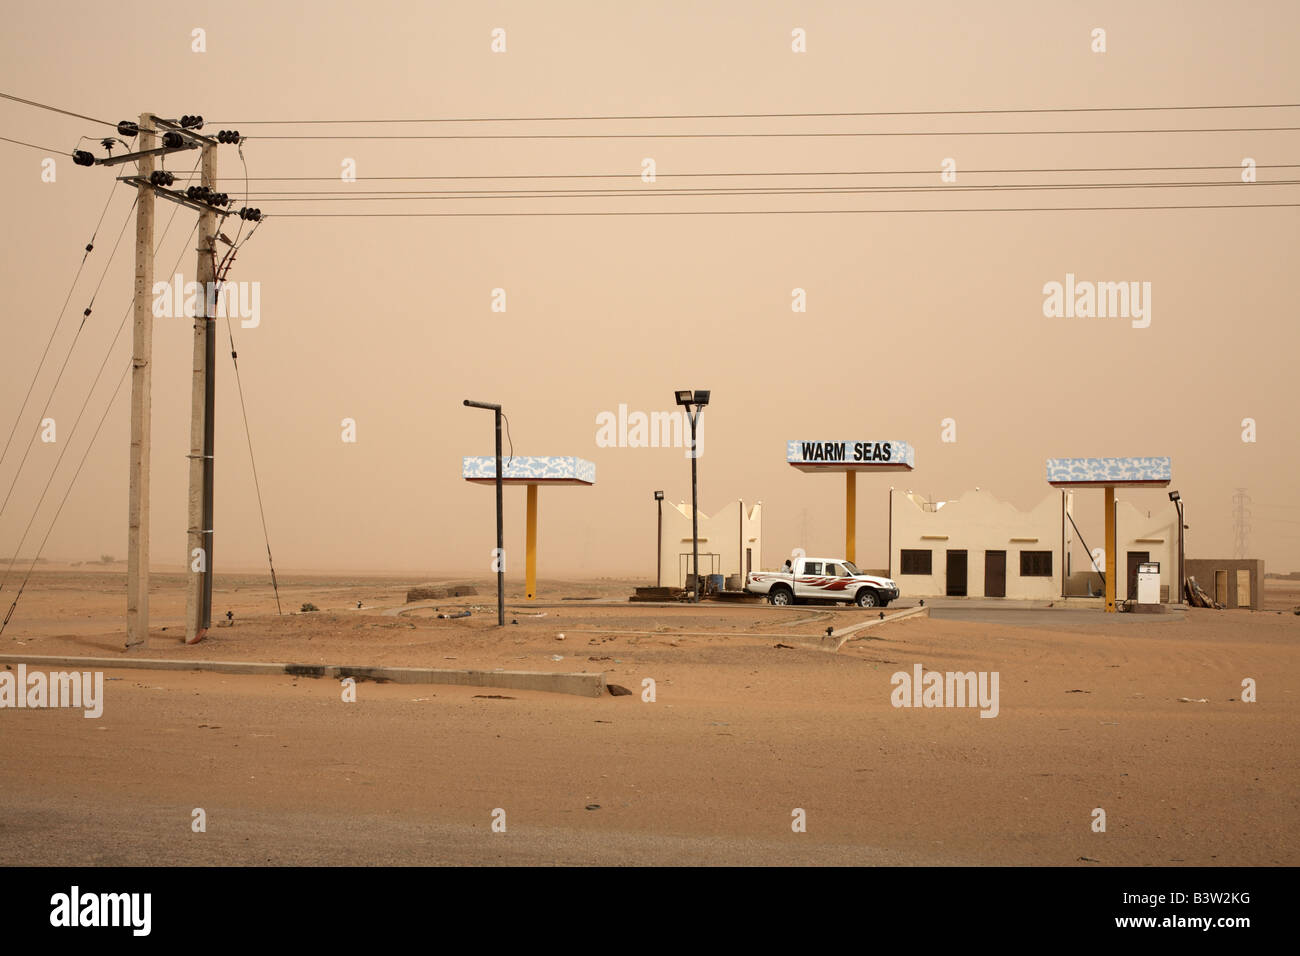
(1046, 457, 1171, 488)
(463, 456, 595, 485)
(787, 440, 914, 472)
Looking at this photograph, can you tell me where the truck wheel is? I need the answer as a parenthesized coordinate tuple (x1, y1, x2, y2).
(855, 588, 880, 608)
(769, 586, 793, 606)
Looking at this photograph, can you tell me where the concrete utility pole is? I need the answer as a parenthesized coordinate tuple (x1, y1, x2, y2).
(125, 113, 155, 648)
(185, 141, 218, 644)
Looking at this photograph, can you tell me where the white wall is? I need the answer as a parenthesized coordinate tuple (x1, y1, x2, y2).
(657, 499, 762, 587)
(1114, 499, 1177, 601)
(891, 489, 1062, 599)
(891, 488, 1178, 601)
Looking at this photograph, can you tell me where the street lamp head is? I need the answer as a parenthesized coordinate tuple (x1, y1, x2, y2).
(1168, 490, 1180, 502)
(653, 490, 664, 501)
(693, 390, 710, 407)
(674, 390, 694, 407)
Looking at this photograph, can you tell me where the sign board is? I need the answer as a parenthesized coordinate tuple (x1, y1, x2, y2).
(786, 440, 914, 472)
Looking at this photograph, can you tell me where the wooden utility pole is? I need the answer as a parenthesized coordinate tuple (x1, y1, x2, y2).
(125, 113, 155, 649)
(185, 141, 217, 643)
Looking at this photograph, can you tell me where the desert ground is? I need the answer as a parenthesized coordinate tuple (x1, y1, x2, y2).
(0, 565, 1296, 866)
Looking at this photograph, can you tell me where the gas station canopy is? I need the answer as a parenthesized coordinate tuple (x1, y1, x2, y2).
(1046, 457, 1171, 488)
(462, 456, 594, 601)
(462, 456, 596, 485)
(786, 440, 915, 473)
(1045, 456, 1171, 614)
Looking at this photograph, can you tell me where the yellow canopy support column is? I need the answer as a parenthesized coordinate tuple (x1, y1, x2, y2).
(1104, 486, 1116, 613)
(525, 483, 538, 601)
(845, 471, 857, 565)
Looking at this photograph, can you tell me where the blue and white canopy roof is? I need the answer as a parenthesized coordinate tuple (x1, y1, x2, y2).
(463, 456, 596, 485)
(1046, 457, 1171, 488)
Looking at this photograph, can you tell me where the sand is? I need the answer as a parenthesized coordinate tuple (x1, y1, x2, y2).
(0, 567, 1296, 865)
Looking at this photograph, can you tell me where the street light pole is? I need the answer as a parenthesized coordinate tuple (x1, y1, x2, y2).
(653, 490, 664, 587)
(464, 399, 505, 627)
(675, 390, 710, 602)
(689, 416, 699, 602)
(1169, 490, 1185, 605)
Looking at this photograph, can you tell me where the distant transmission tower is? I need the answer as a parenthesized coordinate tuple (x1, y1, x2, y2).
(1232, 488, 1252, 558)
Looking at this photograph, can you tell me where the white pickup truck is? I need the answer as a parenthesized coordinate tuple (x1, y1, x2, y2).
(746, 557, 900, 608)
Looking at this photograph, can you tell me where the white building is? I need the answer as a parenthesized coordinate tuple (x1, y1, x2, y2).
(657, 499, 763, 589)
(890, 488, 1177, 602)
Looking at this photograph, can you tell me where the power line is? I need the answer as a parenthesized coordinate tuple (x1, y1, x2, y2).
(0, 91, 117, 129)
(0, 191, 138, 524)
(0, 358, 131, 636)
(0, 215, 200, 603)
(223, 315, 282, 616)
(0, 134, 65, 154)
(215, 102, 1300, 124)
(266, 201, 1300, 218)
(0, 176, 120, 478)
(164, 163, 1300, 183)
(244, 126, 1300, 141)
(237, 180, 1300, 201)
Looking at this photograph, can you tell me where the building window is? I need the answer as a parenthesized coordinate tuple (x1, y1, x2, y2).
(1020, 550, 1053, 577)
(900, 549, 932, 575)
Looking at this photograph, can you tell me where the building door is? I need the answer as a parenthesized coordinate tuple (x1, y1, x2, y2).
(1126, 551, 1149, 602)
(984, 551, 1006, 597)
(1215, 570, 1229, 605)
(1236, 569, 1251, 608)
(745, 548, 752, 576)
(946, 550, 968, 596)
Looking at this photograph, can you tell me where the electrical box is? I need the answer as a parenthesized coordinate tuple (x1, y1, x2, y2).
(1137, 562, 1161, 605)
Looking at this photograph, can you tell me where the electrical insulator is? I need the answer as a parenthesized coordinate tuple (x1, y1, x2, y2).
(162, 131, 184, 149)
(72, 150, 95, 166)
(116, 121, 139, 138)
(217, 130, 241, 144)
(179, 115, 204, 130)
(238, 207, 262, 221)
(149, 170, 175, 187)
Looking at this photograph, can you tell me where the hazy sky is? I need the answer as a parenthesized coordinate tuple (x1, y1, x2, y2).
(1, 1, 1297, 580)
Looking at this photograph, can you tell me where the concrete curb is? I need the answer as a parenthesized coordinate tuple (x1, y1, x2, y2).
(0, 654, 606, 699)
(828, 605, 930, 650)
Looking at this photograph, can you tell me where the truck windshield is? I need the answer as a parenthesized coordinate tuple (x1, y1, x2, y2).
(843, 561, 862, 575)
